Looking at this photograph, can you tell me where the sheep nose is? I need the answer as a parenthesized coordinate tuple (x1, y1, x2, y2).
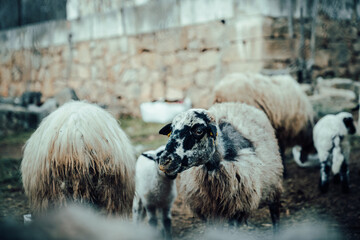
(159, 158, 171, 172)
(159, 165, 166, 172)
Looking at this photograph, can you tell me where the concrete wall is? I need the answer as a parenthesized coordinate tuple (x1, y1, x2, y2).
(0, 0, 360, 116)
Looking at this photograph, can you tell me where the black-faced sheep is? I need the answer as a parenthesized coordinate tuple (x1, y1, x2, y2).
(133, 146, 177, 240)
(21, 101, 136, 216)
(213, 73, 315, 176)
(313, 112, 356, 193)
(158, 102, 283, 229)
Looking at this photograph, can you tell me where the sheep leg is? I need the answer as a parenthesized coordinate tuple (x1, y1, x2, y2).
(339, 161, 350, 193)
(161, 207, 173, 240)
(132, 195, 146, 223)
(145, 206, 158, 228)
(278, 140, 287, 178)
(268, 201, 280, 233)
(195, 209, 207, 222)
(333, 173, 340, 184)
(319, 161, 331, 193)
(229, 212, 245, 227)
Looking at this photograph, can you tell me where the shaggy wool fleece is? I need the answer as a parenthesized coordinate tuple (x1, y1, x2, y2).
(21, 101, 135, 216)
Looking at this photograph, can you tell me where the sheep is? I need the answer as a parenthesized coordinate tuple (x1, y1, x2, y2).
(21, 101, 136, 216)
(213, 73, 315, 176)
(157, 102, 283, 229)
(313, 112, 356, 193)
(20, 91, 42, 107)
(133, 145, 177, 240)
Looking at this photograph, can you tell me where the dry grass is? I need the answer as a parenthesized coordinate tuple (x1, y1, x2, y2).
(119, 116, 168, 154)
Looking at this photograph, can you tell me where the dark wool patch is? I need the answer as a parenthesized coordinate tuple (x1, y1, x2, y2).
(224, 145, 237, 160)
(141, 153, 155, 161)
(205, 158, 219, 171)
(183, 135, 196, 150)
(166, 139, 179, 153)
(182, 156, 189, 166)
(156, 150, 163, 157)
(343, 117, 356, 134)
(194, 112, 210, 123)
(219, 121, 254, 161)
(176, 125, 191, 139)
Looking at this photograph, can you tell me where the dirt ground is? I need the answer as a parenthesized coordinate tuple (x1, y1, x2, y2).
(1, 124, 360, 239)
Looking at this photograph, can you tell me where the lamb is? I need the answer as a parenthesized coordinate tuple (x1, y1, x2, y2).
(313, 112, 356, 193)
(132, 145, 177, 240)
(213, 73, 315, 176)
(157, 102, 283, 229)
(21, 101, 136, 216)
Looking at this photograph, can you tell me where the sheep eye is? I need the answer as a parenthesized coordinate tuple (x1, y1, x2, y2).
(193, 128, 204, 137)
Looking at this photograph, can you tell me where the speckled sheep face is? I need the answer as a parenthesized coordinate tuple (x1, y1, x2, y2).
(158, 109, 217, 177)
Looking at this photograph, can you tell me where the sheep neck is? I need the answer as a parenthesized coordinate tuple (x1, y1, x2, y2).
(204, 146, 222, 171)
(157, 168, 176, 181)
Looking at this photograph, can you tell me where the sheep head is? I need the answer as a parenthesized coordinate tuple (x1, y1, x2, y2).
(158, 109, 217, 177)
(337, 112, 356, 135)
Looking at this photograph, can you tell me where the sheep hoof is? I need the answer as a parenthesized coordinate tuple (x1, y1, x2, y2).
(273, 222, 280, 235)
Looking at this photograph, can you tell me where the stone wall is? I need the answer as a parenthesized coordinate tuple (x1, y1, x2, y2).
(1, 0, 360, 116)
(263, 14, 360, 80)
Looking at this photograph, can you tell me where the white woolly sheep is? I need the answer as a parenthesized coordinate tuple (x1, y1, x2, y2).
(313, 112, 356, 193)
(21, 101, 136, 216)
(158, 102, 283, 229)
(133, 145, 177, 240)
(213, 73, 315, 176)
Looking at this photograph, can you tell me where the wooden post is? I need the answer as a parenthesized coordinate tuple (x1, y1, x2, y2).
(299, 0, 306, 83)
(287, 0, 294, 39)
(309, 0, 319, 88)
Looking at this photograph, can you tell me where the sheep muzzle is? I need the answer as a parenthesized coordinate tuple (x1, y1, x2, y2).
(158, 153, 183, 176)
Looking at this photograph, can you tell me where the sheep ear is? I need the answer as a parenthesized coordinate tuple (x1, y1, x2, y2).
(209, 124, 217, 138)
(159, 123, 172, 136)
(343, 117, 353, 128)
(343, 117, 356, 134)
(205, 112, 217, 138)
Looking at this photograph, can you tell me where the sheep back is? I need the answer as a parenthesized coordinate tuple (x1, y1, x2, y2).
(213, 73, 314, 147)
(179, 102, 283, 220)
(21, 101, 136, 216)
